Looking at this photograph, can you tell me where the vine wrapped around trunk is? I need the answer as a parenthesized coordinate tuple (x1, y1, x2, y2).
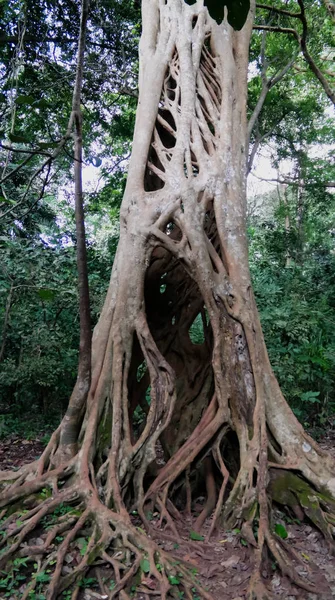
(1, 1, 335, 599)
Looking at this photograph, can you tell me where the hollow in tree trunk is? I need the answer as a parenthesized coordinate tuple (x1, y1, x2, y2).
(1, 2, 335, 599)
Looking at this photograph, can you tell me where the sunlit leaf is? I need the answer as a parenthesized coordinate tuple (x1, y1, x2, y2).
(168, 575, 180, 585)
(140, 558, 150, 573)
(274, 523, 288, 539)
(190, 530, 204, 541)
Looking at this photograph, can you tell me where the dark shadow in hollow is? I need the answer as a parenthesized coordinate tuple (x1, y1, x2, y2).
(127, 332, 150, 444)
(143, 245, 214, 474)
(144, 145, 165, 192)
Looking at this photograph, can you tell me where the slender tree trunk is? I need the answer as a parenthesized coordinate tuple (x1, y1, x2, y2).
(0, 282, 13, 363)
(55, 0, 92, 459)
(279, 182, 292, 267)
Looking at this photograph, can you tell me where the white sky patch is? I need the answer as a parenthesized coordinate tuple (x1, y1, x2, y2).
(81, 148, 283, 199)
(248, 146, 293, 197)
(82, 163, 101, 191)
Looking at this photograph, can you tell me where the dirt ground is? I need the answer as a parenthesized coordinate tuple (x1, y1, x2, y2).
(1, 431, 335, 599)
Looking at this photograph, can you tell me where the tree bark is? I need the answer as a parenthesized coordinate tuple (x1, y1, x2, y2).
(55, 0, 92, 460)
(0, 282, 13, 363)
(0, 2, 334, 599)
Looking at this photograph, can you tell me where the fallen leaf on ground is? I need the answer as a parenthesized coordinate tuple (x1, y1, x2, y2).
(206, 563, 224, 578)
(182, 554, 198, 565)
(140, 577, 156, 589)
(221, 555, 240, 568)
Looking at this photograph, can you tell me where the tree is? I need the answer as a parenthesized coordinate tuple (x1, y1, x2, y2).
(249, 185, 335, 429)
(0, 1, 335, 599)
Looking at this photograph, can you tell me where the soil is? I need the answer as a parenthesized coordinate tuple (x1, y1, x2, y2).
(1, 431, 335, 600)
(0, 437, 46, 471)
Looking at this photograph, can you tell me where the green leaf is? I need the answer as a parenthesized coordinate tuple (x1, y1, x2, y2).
(274, 523, 288, 539)
(37, 141, 59, 150)
(15, 95, 35, 105)
(34, 99, 49, 109)
(34, 571, 50, 583)
(301, 391, 320, 403)
(8, 132, 31, 144)
(136, 526, 145, 534)
(140, 558, 150, 573)
(0, 197, 14, 204)
(189, 530, 204, 541)
(37, 289, 56, 301)
(78, 540, 89, 556)
(168, 575, 180, 585)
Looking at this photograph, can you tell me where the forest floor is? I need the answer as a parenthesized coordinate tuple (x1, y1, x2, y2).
(0, 431, 335, 600)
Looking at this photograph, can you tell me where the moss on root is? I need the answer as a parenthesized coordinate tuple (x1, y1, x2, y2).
(269, 468, 335, 538)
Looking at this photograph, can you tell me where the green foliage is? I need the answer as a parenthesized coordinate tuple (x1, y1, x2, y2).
(274, 523, 288, 539)
(0, 557, 29, 597)
(0, 413, 56, 441)
(168, 574, 180, 585)
(189, 530, 204, 541)
(0, 201, 116, 432)
(188, 313, 205, 345)
(0, 0, 334, 447)
(78, 576, 98, 587)
(249, 184, 335, 428)
(0, 235, 79, 420)
(140, 558, 150, 573)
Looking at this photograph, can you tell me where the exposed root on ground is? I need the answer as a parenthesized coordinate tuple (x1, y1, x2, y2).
(0, 455, 216, 600)
(1, 404, 335, 600)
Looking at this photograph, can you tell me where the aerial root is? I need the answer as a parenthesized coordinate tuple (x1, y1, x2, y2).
(246, 509, 318, 599)
(155, 496, 181, 537)
(1, 420, 334, 600)
(0, 489, 79, 568)
(248, 575, 272, 600)
(0, 473, 217, 600)
(264, 530, 316, 592)
(48, 507, 92, 597)
(0, 457, 76, 509)
(194, 456, 216, 532)
(185, 467, 192, 516)
(21, 554, 58, 600)
(206, 430, 230, 540)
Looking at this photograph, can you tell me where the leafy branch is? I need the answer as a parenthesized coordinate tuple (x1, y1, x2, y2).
(255, 0, 335, 105)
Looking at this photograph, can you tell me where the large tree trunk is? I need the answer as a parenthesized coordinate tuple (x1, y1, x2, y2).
(1, 2, 334, 599)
